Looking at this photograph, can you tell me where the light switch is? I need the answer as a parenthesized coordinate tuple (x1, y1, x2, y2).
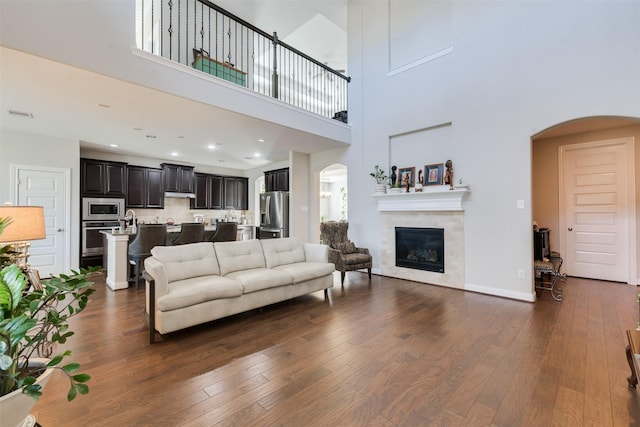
(517, 200, 525, 210)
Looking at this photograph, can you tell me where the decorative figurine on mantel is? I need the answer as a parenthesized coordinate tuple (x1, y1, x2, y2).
(415, 170, 424, 192)
(390, 165, 397, 187)
(444, 160, 454, 190)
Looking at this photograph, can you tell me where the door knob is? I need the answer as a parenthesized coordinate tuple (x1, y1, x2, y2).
(57, 228, 64, 232)
(568, 227, 573, 231)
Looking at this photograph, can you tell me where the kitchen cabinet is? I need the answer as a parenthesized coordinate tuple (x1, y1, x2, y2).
(162, 163, 194, 193)
(81, 158, 127, 197)
(127, 166, 164, 208)
(224, 177, 248, 210)
(264, 167, 289, 192)
(191, 174, 224, 209)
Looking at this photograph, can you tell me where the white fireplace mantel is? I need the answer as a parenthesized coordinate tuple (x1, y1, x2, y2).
(373, 187, 469, 212)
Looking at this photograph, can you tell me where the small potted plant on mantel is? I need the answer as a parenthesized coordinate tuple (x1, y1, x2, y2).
(0, 216, 97, 427)
(370, 165, 388, 194)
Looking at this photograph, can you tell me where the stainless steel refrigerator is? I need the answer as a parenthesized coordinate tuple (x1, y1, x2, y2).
(259, 191, 289, 239)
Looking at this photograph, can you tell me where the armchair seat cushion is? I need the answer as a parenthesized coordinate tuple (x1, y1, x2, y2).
(342, 252, 373, 267)
(158, 276, 242, 311)
(226, 267, 293, 293)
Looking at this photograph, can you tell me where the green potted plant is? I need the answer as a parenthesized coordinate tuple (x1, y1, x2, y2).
(370, 165, 387, 193)
(0, 216, 97, 427)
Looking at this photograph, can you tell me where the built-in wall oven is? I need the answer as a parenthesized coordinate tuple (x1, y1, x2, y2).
(81, 198, 125, 257)
(82, 220, 120, 257)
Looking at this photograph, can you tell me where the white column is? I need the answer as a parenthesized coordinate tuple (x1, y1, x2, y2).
(105, 232, 131, 290)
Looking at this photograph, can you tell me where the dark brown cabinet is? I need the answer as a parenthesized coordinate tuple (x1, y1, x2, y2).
(191, 174, 235, 210)
(162, 163, 194, 193)
(81, 158, 127, 197)
(224, 177, 248, 210)
(264, 167, 289, 192)
(127, 166, 164, 208)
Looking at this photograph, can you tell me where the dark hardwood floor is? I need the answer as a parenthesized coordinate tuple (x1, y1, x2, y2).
(32, 272, 640, 426)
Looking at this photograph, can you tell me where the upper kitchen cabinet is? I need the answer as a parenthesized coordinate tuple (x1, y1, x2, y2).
(127, 166, 164, 208)
(191, 173, 224, 210)
(223, 177, 248, 210)
(264, 167, 289, 192)
(162, 163, 194, 193)
(81, 158, 127, 197)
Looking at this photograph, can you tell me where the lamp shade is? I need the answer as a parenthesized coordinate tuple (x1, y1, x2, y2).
(0, 206, 46, 243)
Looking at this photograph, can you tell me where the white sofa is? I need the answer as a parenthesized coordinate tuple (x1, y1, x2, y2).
(143, 237, 335, 343)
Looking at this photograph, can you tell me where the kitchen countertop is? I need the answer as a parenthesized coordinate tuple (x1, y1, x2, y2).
(103, 223, 254, 236)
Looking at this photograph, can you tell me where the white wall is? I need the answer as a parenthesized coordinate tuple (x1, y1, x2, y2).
(0, 129, 82, 269)
(314, 0, 640, 300)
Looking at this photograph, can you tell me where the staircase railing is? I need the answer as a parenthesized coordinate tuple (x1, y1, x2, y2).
(136, 0, 350, 122)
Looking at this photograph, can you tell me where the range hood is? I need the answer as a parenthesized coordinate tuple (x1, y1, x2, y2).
(164, 191, 196, 199)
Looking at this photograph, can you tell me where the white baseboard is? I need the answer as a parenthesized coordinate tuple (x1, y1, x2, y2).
(464, 282, 536, 302)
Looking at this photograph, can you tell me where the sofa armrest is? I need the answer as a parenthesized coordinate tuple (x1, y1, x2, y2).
(304, 242, 329, 263)
(144, 257, 169, 299)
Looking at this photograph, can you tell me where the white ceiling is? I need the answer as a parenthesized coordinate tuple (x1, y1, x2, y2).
(0, 1, 348, 171)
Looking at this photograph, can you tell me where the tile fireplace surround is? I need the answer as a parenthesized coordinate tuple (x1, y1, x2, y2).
(374, 188, 469, 289)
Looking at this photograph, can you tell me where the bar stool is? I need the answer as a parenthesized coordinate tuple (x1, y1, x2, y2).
(171, 222, 205, 245)
(128, 224, 166, 290)
(210, 222, 238, 242)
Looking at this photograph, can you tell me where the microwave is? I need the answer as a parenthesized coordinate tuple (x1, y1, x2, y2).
(82, 197, 125, 221)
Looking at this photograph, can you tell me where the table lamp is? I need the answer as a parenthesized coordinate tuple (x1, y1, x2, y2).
(0, 205, 46, 268)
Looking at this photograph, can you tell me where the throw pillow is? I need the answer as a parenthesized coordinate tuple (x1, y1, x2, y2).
(336, 240, 357, 254)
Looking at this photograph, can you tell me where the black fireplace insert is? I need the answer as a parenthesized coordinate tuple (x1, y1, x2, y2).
(395, 227, 444, 273)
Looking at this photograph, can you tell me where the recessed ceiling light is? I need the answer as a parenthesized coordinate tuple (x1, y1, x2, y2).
(177, 136, 185, 139)
(218, 159, 225, 163)
(146, 135, 156, 139)
(170, 152, 178, 156)
(133, 127, 142, 131)
(109, 144, 119, 148)
(207, 144, 216, 150)
(254, 152, 261, 157)
(258, 139, 265, 142)
(98, 103, 111, 108)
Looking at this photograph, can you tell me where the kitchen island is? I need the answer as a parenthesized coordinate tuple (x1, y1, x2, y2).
(101, 223, 255, 290)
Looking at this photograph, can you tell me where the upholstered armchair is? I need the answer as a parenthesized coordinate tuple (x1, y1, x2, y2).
(319, 221, 372, 286)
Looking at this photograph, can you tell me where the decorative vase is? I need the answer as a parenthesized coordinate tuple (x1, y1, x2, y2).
(374, 184, 386, 194)
(0, 358, 53, 427)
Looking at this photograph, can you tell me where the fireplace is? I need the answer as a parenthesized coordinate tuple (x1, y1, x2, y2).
(395, 227, 444, 273)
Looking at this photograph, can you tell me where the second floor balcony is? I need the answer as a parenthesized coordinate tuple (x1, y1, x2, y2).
(136, 0, 351, 122)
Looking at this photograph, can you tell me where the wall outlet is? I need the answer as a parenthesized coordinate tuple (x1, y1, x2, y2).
(517, 269, 525, 279)
(517, 200, 525, 209)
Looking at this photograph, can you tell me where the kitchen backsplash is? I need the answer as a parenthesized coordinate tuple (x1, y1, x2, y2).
(132, 198, 252, 225)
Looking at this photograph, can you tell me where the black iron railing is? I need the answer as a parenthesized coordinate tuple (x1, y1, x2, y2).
(136, 0, 350, 121)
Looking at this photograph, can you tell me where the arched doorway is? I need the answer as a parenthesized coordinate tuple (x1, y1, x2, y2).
(532, 116, 639, 285)
(319, 163, 347, 223)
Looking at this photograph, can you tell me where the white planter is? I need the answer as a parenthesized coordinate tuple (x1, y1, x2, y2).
(374, 184, 386, 194)
(0, 358, 53, 427)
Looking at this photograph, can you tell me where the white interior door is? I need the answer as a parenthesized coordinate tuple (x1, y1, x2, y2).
(14, 166, 70, 277)
(559, 138, 636, 283)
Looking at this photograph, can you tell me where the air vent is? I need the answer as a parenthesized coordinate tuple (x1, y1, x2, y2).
(8, 110, 34, 119)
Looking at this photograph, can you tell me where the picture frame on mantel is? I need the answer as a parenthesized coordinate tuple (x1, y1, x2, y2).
(425, 163, 444, 185)
(399, 167, 415, 187)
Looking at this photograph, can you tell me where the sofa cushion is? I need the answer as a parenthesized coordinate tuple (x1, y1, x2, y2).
(157, 275, 243, 311)
(273, 262, 335, 284)
(214, 240, 266, 276)
(261, 237, 306, 268)
(151, 242, 220, 282)
(225, 268, 293, 293)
